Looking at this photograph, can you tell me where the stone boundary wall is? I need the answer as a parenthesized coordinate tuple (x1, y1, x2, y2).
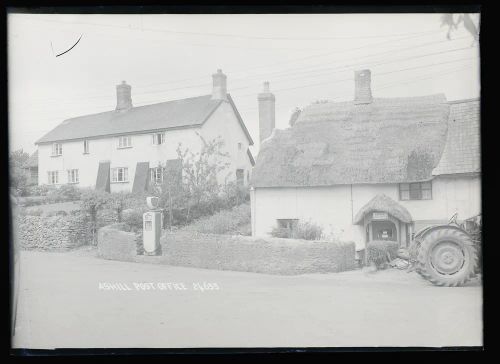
(97, 225, 356, 275)
(18, 214, 91, 251)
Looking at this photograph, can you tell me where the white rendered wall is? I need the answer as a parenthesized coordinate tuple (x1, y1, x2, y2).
(37, 101, 254, 192)
(252, 175, 481, 250)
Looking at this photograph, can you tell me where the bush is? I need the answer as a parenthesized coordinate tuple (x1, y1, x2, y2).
(181, 203, 250, 235)
(46, 210, 68, 217)
(24, 207, 43, 216)
(270, 220, 324, 241)
(366, 240, 400, 269)
(122, 208, 145, 232)
(26, 185, 52, 197)
(21, 195, 49, 207)
(270, 227, 292, 239)
(108, 222, 133, 232)
(47, 184, 81, 203)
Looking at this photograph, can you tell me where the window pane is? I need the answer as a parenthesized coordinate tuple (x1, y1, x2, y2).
(421, 181, 432, 190)
(422, 189, 432, 199)
(409, 188, 422, 200)
(400, 190, 410, 200)
(400, 183, 410, 191)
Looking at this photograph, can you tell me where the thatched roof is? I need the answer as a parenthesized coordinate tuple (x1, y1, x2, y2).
(432, 98, 480, 176)
(353, 194, 412, 224)
(251, 94, 450, 187)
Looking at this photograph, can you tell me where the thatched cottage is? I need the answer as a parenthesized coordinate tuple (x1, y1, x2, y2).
(250, 70, 480, 255)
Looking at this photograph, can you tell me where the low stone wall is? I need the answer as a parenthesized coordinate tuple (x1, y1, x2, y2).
(18, 214, 91, 251)
(97, 225, 356, 275)
(97, 224, 138, 262)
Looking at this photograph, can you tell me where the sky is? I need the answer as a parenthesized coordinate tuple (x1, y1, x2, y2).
(7, 13, 480, 155)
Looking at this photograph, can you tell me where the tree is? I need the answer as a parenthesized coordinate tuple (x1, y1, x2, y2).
(9, 149, 30, 194)
(80, 190, 110, 245)
(107, 192, 128, 222)
(289, 107, 302, 127)
(156, 133, 231, 226)
(441, 13, 479, 45)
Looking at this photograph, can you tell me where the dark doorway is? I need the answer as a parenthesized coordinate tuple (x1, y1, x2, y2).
(371, 220, 397, 241)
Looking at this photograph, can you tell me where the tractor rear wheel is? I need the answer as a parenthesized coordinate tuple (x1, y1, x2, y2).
(416, 227, 477, 287)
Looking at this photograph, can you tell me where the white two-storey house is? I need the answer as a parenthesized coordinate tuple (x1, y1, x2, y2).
(36, 69, 255, 193)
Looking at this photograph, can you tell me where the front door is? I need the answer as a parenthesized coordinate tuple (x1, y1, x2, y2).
(371, 220, 397, 242)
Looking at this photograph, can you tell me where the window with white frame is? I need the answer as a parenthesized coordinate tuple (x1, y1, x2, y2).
(117, 136, 132, 148)
(152, 133, 165, 145)
(150, 167, 164, 185)
(83, 140, 90, 154)
(399, 181, 432, 200)
(47, 171, 59, 185)
(67, 169, 79, 184)
(111, 167, 129, 182)
(52, 143, 62, 156)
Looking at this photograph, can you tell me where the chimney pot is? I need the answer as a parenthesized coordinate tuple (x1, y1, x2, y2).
(212, 69, 227, 100)
(116, 81, 132, 111)
(354, 69, 373, 105)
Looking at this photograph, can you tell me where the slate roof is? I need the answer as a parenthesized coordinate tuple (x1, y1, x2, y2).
(251, 94, 450, 187)
(36, 94, 253, 145)
(432, 99, 480, 176)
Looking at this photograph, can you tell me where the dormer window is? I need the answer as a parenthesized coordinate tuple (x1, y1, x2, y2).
(152, 133, 165, 145)
(118, 136, 132, 149)
(52, 143, 62, 156)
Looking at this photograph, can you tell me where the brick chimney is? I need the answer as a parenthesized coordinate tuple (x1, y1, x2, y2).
(116, 81, 132, 111)
(258, 81, 275, 143)
(354, 69, 373, 105)
(211, 69, 227, 100)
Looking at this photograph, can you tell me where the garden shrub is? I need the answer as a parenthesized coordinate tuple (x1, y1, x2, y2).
(24, 207, 43, 216)
(49, 184, 82, 203)
(108, 222, 132, 232)
(46, 210, 69, 217)
(26, 184, 52, 197)
(122, 208, 145, 232)
(270, 220, 324, 241)
(270, 227, 292, 239)
(366, 240, 400, 269)
(181, 203, 250, 235)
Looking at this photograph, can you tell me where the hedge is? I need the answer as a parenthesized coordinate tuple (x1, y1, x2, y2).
(97, 225, 356, 275)
(366, 240, 400, 268)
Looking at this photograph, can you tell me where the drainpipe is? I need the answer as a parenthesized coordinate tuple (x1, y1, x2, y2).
(250, 186, 256, 237)
(350, 184, 354, 223)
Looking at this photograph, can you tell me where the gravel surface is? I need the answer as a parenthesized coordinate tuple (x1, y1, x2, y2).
(12, 248, 482, 348)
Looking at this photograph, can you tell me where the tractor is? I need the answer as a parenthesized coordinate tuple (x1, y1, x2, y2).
(405, 213, 481, 287)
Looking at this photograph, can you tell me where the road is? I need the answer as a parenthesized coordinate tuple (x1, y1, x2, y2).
(12, 248, 482, 349)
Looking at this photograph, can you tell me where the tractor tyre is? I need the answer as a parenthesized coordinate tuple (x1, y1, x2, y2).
(416, 227, 477, 287)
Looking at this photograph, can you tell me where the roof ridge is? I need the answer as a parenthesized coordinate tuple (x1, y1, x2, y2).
(447, 97, 480, 104)
(63, 94, 213, 122)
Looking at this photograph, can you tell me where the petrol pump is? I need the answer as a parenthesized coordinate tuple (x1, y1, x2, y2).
(143, 196, 162, 255)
